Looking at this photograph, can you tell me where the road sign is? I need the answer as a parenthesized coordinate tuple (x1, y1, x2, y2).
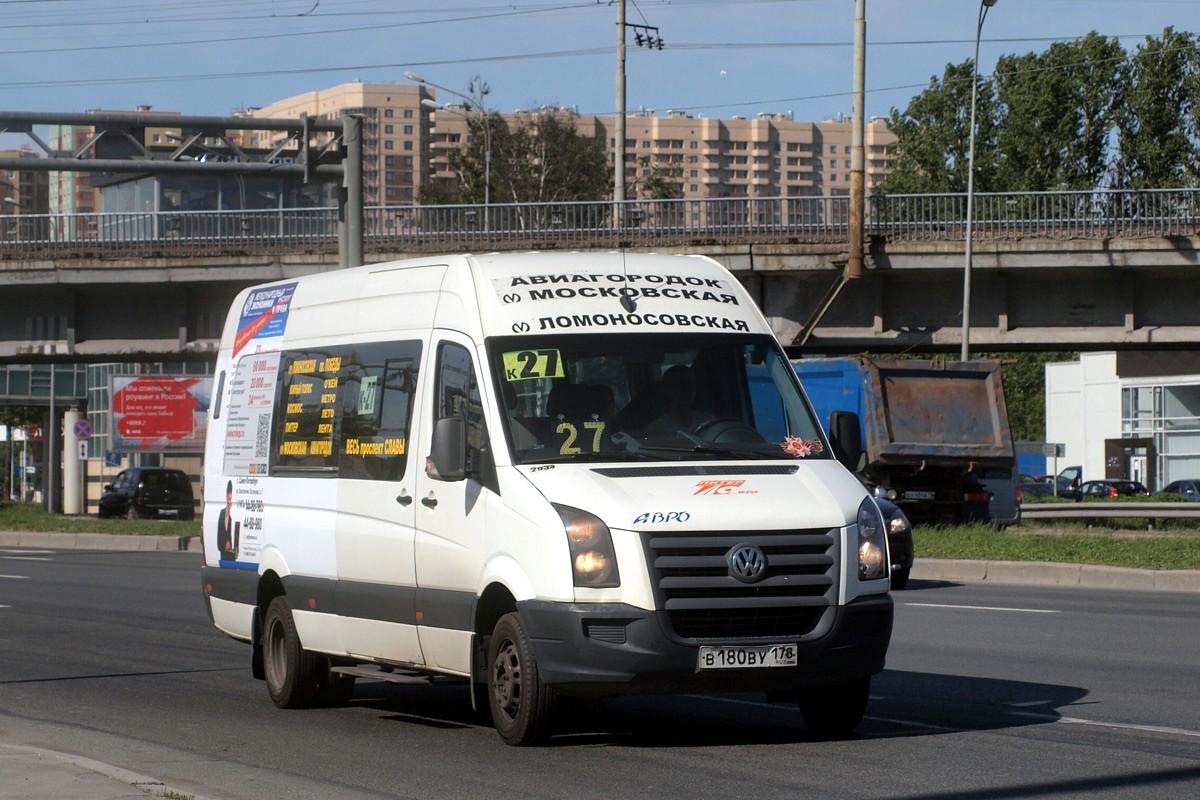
(73, 419, 93, 440)
(1043, 443, 1065, 458)
(104, 451, 122, 468)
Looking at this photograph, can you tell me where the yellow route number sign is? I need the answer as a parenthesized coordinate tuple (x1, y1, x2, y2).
(502, 349, 565, 381)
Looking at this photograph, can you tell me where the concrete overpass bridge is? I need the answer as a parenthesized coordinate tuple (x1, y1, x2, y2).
(3, 189, 1199, 363)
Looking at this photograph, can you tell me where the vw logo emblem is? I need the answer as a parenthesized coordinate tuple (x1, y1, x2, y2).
(728, 544, 767, 583)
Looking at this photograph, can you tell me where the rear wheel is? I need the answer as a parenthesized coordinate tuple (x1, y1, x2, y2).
(487, 612, 555, 746)
(798, 677, 870, 735)
(262, 596, 321, 708)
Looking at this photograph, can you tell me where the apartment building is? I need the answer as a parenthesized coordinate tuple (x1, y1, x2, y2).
(1, 146, 49, 215)
(585, 108, 895, 199)
(253, 81, 895, 206)
(249, 82, 434, 207)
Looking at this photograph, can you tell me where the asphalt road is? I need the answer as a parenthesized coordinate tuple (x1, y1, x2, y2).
(1, 548, 1199, 800)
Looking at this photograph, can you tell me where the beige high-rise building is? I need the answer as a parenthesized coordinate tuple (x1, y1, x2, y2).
(253, 81, 896, 205)
(250, 82, 434, 207)
(571, 108, 896, 199)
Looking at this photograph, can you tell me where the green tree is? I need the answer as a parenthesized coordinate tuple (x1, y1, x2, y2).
(994, 33, 1126, 191)
(1114, 28, 1200, 188)
(420, 102, 609, 207)
(997, 352, 1077, 442)
(497, 109, 610, 204)
(632, 155, 683, 200)
(877, 60, 1001, 195)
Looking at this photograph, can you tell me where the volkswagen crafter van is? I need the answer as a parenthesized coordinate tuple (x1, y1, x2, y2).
(200, 252, 893, 745)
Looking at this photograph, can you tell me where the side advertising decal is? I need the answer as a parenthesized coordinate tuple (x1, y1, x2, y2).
(217, 351, 280, 568)
(234, 281, 298, 356)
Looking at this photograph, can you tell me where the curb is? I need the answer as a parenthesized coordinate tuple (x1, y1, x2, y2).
(0, 530, 200, 552)
(912, 558, 1200, 593)
(0, 742, 223, 800)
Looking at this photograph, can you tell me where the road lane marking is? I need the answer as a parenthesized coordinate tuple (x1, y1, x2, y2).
(905, 602, 1059, 614)
(1012, 712, 1200, 739)
(0, 556, 50, 562)
(690, 695, 1200, 740)
(0, 574, 29, 580)
(0, 549, 54, 555)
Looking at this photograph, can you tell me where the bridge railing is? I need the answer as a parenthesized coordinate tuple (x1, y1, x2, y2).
(871, 188, 1200, 240)
(2, 189, 1197, 261)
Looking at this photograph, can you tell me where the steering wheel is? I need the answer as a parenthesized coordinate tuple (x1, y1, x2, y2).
(690, 417, 766, 445)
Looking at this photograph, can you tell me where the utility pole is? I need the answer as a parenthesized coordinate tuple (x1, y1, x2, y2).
(847, 0, 866, 280)
(615, 0, 627, 225)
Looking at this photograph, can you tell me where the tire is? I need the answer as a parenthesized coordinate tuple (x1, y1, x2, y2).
(798, 677, 870, 735)
(487, 612, 555, 746)
(262, 595, 321, 709)
(890, 567, 911, 591)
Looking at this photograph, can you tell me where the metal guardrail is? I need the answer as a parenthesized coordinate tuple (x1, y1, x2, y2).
(1022, 502, 1200, 523)
(2, 189, 1198, 262)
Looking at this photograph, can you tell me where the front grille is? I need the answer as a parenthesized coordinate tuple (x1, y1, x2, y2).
(644, 528, 837, 641)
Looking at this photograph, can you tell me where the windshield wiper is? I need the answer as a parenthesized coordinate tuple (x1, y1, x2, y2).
(635, 443, 788, 460)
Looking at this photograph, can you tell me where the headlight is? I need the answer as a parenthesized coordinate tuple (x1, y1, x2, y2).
(857, 497, 889, 582)
(554, 504, 620, 588)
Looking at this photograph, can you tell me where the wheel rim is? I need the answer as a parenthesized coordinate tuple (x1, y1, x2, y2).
(265, 615, 287, 691)
(491, 637, 522, 721)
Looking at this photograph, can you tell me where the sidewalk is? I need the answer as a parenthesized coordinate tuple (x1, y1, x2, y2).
(0, 743, 219, 800)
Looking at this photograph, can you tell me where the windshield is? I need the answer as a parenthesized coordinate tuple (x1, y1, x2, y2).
(488, 332, 828, 464)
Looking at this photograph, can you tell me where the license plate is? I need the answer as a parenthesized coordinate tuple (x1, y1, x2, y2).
(697, 644, 798, 670)
(904, 490, 935, 501)
(158, 509, 179, 518)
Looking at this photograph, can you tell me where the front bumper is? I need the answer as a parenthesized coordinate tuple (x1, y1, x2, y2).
(517, 593, 893, 697)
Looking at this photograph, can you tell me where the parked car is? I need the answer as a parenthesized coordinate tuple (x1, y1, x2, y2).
(1018, 480, 1055, 499)
(1036, 466, 1082, 495)
(1156, 479, 1200, 501)
(1071, 479, 1149, 501)
(877, 497, 915, 590)
(98, 467, 195, 520)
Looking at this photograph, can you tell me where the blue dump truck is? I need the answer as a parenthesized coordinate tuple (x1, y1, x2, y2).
(792, 356, 1017, 526)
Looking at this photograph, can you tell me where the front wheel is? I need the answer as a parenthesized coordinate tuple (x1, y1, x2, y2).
(487, 612, 555, 746)
(890, 567, 911, 591)
(798, 677, 870, 735)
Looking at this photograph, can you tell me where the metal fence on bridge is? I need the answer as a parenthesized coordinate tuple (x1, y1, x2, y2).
(2, 189, 1198, 261)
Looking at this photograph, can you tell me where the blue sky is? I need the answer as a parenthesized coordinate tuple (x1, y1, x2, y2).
(0, 0, 1194, 145)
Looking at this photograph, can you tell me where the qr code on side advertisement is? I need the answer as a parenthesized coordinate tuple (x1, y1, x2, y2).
(255, 414, 270, 458)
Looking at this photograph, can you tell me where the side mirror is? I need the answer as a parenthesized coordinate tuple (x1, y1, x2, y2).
(427, 416, 467, 482)
(828, 411, 865, 473)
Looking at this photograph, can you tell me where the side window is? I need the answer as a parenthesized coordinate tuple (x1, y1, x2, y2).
(437, 342, 485, 471)
(338, 341, 421, 481)
(273, 350, 341, 473)
(268, 342, 421, 479)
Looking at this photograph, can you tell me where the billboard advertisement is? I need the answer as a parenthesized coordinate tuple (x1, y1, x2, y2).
(110, 375, 213, 452)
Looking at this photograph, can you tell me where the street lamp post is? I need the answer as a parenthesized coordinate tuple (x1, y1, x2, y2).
(405, 72, 492, 230)
(960, 0, 999, 362)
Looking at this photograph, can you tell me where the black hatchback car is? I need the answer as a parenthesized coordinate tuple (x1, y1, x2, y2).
(98, 467, 195, 520)
(1071, 479, 1149, 501)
